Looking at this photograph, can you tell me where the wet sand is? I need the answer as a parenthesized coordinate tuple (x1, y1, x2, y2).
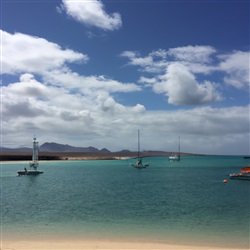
(1, 238, 245, 250)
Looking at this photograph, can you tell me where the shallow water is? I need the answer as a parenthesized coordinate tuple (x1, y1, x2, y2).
(1, 156, 249, 248)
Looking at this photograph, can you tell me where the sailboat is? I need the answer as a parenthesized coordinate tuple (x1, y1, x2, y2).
(130, 130, 149, 169)
(169, 136, 181, 161)
(17, 136, 44, 176)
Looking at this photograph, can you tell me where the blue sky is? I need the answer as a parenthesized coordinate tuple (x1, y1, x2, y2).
(1, 0, 249, 154)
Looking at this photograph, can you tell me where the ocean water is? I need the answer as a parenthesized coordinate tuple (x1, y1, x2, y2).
(1, 156, 249, 248)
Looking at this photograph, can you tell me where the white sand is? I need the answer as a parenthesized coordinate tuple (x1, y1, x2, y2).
(1, 239, 246, 250)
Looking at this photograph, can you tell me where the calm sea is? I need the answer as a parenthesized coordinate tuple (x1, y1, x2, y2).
(1, 156, 249, 248)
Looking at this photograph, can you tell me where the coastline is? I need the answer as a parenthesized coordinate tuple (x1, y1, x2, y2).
(1, 226, 247, 250)
(1, 238, 245, 250)
(1, 151, 206, 162)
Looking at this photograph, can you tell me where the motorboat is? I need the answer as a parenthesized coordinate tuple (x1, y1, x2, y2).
(230, 167, 250, 180)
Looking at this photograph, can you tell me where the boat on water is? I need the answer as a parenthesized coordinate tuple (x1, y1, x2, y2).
(17, 136, 44, 176)
(169, 154, 180, 161)
(230, 167, 250, 180)
(130, 130, 149, 169)
(169, 136, 181, 162)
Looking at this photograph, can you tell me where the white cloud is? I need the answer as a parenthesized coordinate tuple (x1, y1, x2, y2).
(122, 46, 249, 105)
(121, 46, 216, 74)
(120, 49, 168, 73)
(1, 29, 249, 154)
(59, 0, 122, 31)
(2, 74, 248, 155)
(2, 74, 146, 148)
(218, 50, 250, 89)
(1, 29, 140, 95)
(43, 70, 141, 94)
(153, 63, 222, 105)
(2, 73, 249, 154)
(167, 45, 216, 63)
(1, 30, 88, 75)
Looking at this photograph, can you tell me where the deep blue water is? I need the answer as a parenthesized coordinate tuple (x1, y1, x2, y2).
(1, 156, 249, 248)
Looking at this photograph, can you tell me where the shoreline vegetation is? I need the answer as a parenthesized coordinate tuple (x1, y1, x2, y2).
(0, 151, 205, 161)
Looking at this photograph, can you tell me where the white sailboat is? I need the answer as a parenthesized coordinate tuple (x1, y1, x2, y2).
(18, 136, 44, 176)
(169, 136, 181, 161)
(130, 130, 149, 169)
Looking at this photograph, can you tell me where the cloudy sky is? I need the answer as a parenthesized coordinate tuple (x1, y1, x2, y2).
(1, 0, 249, 155)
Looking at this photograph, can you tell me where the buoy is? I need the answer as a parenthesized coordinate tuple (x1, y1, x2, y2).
(223, 179, 228, 183)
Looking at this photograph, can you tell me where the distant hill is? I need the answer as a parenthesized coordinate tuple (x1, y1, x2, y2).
(1, 142, 111, 153)
(0, 147, 31, 152)
(99, 148, 110, 153)
(39, 142, 110, 153)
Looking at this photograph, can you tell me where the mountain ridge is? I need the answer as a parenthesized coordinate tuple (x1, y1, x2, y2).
(1, 142, 111, 153)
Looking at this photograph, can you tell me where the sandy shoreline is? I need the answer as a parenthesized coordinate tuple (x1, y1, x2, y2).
(1, 239, 245, 250)
(0, 151, 205, 162)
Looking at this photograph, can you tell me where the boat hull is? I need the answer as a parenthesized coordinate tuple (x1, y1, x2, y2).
(230, 166, 250, 180)
(229, 173, 250, 181)
(130, 164, 149, 169)
(169, 158, 180, 161)
(17, 170, 44, 176)
(169, 155, 180, 161)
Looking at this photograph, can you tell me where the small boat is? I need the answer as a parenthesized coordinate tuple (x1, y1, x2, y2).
(230, 167, 250, 180)
(169, 154, 180, 161)
(169, 136, 181, 161)
(17, 136, 44, 176)
(130, 130, 149, 169)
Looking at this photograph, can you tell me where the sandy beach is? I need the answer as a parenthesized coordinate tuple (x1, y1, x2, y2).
(1, 238, 246, 250)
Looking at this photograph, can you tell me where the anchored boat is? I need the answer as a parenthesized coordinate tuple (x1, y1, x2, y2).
(169, 136, 181, 161)
(130, 130, 149, 169)
(17, 136, 44, 176)
(230, 167, 250, 180)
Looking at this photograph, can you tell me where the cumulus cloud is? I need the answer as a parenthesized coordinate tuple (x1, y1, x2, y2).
(1, 30, 88, 75)
(3, 73, 248, 154)
(59, 0, 122, 31)
(1, 29, 140, 94)
(1, 29, 249, 154)
(153, 63, 222, 105)
(2, 74, 249, 154)
(218, 50, 250, 89)
(122, 45, 249, 105)
(120, 46, 216, 74)
(2, 74, 145, 143)
(1, 29, 142, 141)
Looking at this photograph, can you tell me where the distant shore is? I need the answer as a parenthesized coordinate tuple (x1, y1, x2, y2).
(0, 151, 205, 161)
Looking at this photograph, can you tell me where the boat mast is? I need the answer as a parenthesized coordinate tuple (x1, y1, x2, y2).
(178, 136, 180, 161)
(31, 136, 39, 170)
(137, 129, 140, 159)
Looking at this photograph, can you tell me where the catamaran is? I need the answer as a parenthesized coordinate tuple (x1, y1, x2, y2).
(169, 136, 181, 161)
(17, 136, 44, 176)
(130, 130, 149, 169)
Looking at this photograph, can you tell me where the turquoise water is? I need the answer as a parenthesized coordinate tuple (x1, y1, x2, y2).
(1, 156, 249, 248)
